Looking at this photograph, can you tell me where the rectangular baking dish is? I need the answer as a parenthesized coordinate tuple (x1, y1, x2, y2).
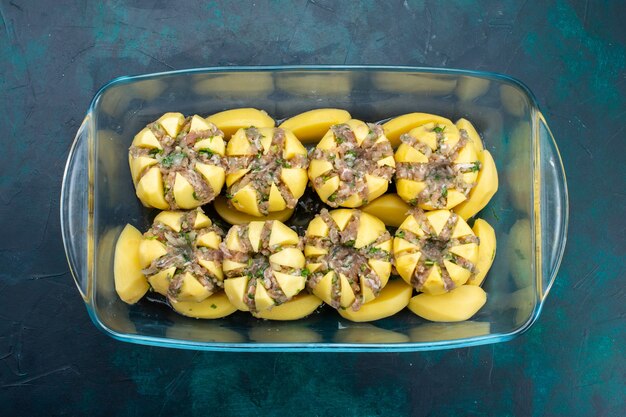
(61, 66, 568, 351)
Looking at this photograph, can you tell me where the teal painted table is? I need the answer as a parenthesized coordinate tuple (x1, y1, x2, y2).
(0, 1, 624, 415)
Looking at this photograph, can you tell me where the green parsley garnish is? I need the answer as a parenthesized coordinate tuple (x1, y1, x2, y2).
(442, 185, 448, 198)
(424, 260, 435, 266)
(345, 240, 355, 247)
(210, 304, 217, 309)
(471, 161, 481, 172)
(396, 230, 405, 239)
(433, 126, 446, 133)
(199, 149, 214, 157)
(300, 268, 310, 277)
(192, 191, 199, 200)
(409, 198, 418, 206)
(328, 193, 337, 202)
(148, 148, 162, 156)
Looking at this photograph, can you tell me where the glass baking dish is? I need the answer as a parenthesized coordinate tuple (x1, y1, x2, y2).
(60, 66, 568, 352)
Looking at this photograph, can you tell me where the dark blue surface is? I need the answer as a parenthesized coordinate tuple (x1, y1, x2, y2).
(1, 1, 624, 415)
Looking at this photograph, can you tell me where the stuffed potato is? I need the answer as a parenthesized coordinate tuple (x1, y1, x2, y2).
(138, 208, 224, 304)
(129, 112, 226, 210)
(308, 120, 395, 208)
(394, 116, 480, 210)
(304, 209, 393, 311)
(393, 209, 479, 295)
(222, 220, 307, 313)
(225, 127, 309, 217)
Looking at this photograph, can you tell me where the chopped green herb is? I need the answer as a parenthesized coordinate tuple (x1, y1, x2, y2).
(248, 292, 255, 299)
(225, 193, 233, 200)
(148, 148, 162, 156)
(210, 304, 217, 309)
(278, 158, 292, 168)
(321, 174, 332, 182)
(442, 185, 448, 198)
(232, 199, 239, 204)
(471, 161, 481, 172)
(424, 260, 435, 266)
(345, 240, 355, 247)
(368, 247, 383, 255)
(345, 150, 357, 158)
(396, 230, 405, 239)
(199, 149, 214, 157)
(192, 191, 199, 200)
(433, 126, 446, 133)
(300, 268, 310, 277)
(328, 193, 337, 202)
(409, 198, 418, 206)
(335, 136, 345, 144)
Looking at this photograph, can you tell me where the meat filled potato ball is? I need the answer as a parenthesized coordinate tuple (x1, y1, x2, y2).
(304, 209, 393, 311)
(225, 127, 309, 217)
(129, 112, 226, 210)
(308, 120, 395, 208)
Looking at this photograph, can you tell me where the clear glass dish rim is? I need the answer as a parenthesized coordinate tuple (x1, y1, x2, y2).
(61, 65, 569, 352)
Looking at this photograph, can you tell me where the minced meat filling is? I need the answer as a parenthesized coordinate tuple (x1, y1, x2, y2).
(129, 118, 225, 208)
(311, 123, 394, 207)
(226, 127, 309, 215)
(396, 209, 479, 291)
(396, 128, 481, 208)
(221, 221, 303, 312)
(305, 209, 391, 311)
(142, 211, 224, 300)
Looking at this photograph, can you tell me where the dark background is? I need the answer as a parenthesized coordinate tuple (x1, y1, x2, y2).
(1, 0, 625, 416)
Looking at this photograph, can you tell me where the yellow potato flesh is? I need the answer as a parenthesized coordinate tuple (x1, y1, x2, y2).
(226, 130, 254, 155)
(189, 114, 211, 132)
(153, 210, 184, 232)
(136, 167, 168, 210)
(253, 293, 323, 321)
(114, 224, 149, 304)
(269, 248, 305, 269)
(396, 179, 426, 203)
(273, 272, 306, 298)
(129, 156, 157, 186)
(231, 185, 261, 216)
(468, 219, 496, 286)
(354, 212, 386, 249)
(194, 211, 212, 228)
(206, 108, 275, 138)
(364, 174, 390, 203)
(223, 276, 250, 311)
(280, 168, 308, 198)
(194, 137, 225, 156)
(408, 285, 487, 322)
(338, 280, 413, 322)
(362, 194, 411, 228)
(306, 216, 329, 237)
(308, 159, 333, 180)
(177, 272, 212, 302)
(171, 291, 238, 319)
(148, 267, 175, 296)
(247, 221, 264, 251)
(453, 150, 498, 220)
(279, 108, 351, 144)
(132, 127, 162, 149)
(196, 231, 221, 250)
(198, 259, 223, 281)
(173, 173, 200, 209)
(254, 284, 275, 311)
(269, 220, 300, 247)
(268, 183, 287, 211)
(282, 131, 308, 159)
(383, 113, 456, 148)
(156, 112, 185, 137)
(138, 239, 167, 268)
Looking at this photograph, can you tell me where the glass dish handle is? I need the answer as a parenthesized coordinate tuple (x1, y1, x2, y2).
(60, 114, 92, 301)
(537, 111, 569, 301)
